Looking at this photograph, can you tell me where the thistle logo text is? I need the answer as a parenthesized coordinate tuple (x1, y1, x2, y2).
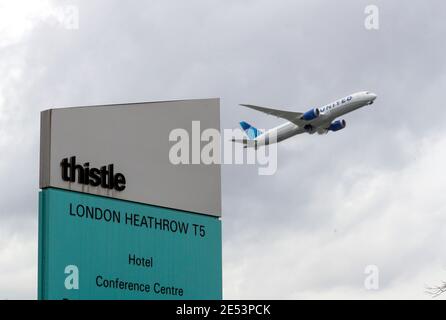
(60, 156, 126, 191)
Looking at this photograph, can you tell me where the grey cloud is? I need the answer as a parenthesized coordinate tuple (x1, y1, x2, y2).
(1, 0, 446, 299)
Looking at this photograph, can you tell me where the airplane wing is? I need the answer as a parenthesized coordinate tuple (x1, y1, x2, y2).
(239, 104, 306, 126)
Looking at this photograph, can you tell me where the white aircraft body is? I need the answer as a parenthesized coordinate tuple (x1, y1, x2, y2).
(234, 91, 377, 148)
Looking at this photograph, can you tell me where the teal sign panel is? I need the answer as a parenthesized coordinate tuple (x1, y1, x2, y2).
(38, 188, 222, 300)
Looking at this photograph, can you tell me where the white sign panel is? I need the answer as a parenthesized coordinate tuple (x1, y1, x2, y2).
(39, 99, 221, 217)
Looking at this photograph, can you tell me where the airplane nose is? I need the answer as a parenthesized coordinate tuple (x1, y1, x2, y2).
(369, 93, 377, 101)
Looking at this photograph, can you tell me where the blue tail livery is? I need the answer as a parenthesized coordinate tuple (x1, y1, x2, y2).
(240, 121, 263, 140)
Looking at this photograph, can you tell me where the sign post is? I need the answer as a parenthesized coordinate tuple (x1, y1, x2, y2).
(38, 99, 222, 300)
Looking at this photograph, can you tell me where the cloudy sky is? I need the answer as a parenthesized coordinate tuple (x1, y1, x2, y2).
(1, 0, 446, 299)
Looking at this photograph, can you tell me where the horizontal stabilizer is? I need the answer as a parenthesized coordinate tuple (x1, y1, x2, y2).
(231, 138, 258, 149)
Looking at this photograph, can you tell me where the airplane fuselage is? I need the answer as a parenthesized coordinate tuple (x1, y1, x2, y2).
(254, 91, 377, 146)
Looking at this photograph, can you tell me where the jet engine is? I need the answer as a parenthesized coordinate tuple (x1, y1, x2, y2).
(301, 108, 320, 121)
(328, 119, 346, 132)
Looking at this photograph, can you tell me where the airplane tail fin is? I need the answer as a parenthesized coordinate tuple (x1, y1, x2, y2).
(240, 121, 262, 140)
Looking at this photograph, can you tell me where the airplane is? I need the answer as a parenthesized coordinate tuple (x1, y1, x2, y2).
(233, 91, 377, 148)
